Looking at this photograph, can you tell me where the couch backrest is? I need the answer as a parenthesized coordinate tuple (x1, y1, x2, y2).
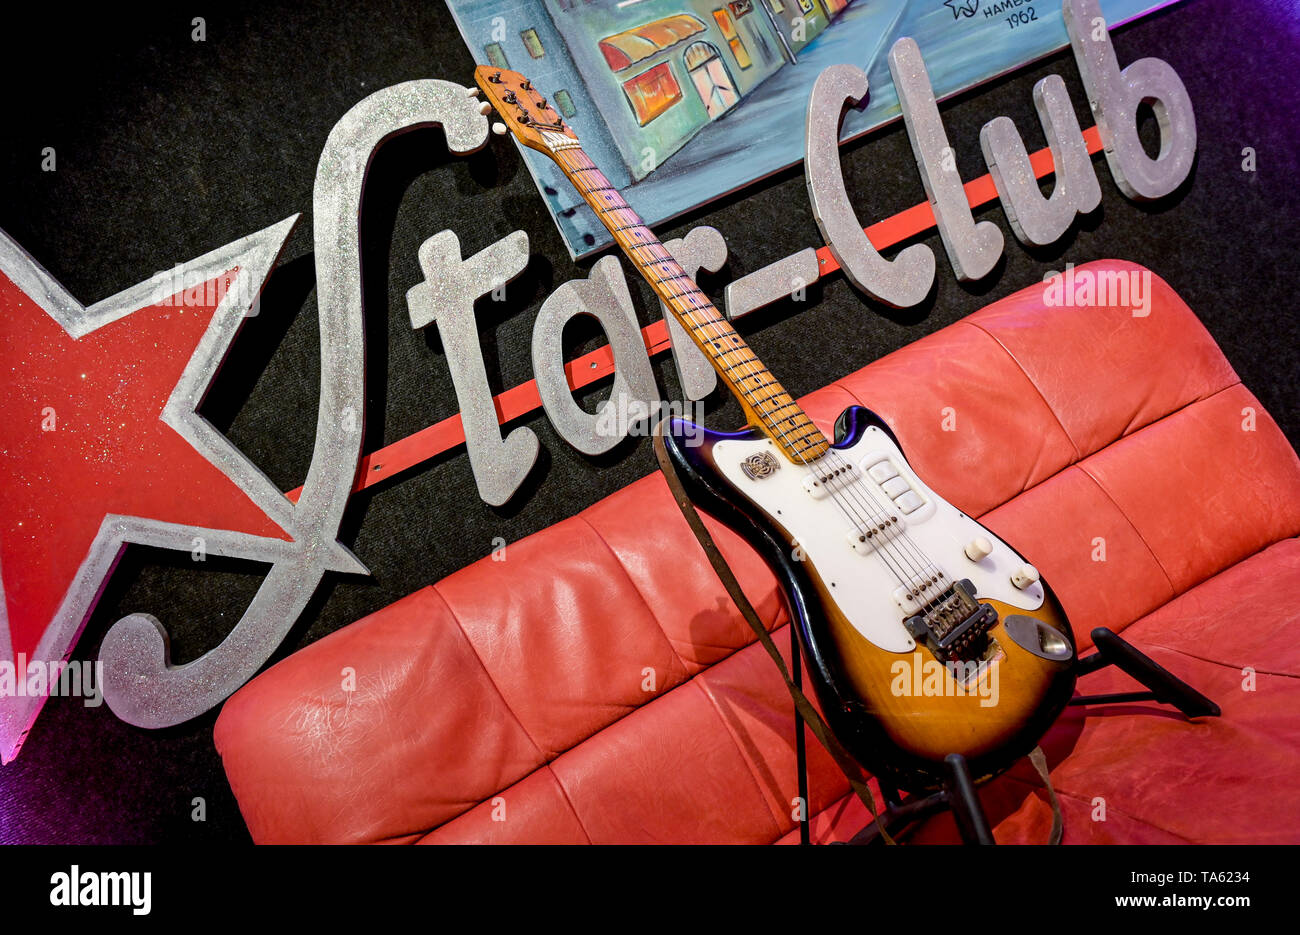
(214, 260, 1300, 843)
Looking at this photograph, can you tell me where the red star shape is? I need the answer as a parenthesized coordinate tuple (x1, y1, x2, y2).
(0, 268, 291, 660)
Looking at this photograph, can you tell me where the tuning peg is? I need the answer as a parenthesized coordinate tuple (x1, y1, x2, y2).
(466, 86, 480, 98)
(492, 122, 507, 136)
(477, 101, 492, 115)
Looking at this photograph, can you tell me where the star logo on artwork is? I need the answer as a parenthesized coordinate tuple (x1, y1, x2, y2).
(0, 217, 363, 762)
(944, 0, 982, 19)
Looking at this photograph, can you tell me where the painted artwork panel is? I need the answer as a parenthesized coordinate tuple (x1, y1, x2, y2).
(448, 0, 1178, 258)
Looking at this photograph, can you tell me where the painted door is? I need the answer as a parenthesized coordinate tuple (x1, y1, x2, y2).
(685, 42, 739, 119)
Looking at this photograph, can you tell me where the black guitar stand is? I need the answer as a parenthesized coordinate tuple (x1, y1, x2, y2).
(802, 626, 1220, 845)
(1067, 627, 1220, 717)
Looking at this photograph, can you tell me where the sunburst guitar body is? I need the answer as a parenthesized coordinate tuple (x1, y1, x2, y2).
(474, 65, 1077, 793)
(660, 407, 1077, 791)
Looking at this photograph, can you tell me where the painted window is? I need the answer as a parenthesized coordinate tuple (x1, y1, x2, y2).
(712, 8, 737, 39)
(683, 41, 738, 119)
(622, 63, 683, 126)
(711, 9, 752, 68)
(796, 0, 814, 14)
(484, 42, 509, 69)
(521, 28, 545, 58)
(554, 89, 577, 118)
(769, 0, 785, 11)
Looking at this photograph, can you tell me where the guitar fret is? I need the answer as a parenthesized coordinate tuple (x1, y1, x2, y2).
(553, 144, 831, 463)
(720, 355, 760, 370)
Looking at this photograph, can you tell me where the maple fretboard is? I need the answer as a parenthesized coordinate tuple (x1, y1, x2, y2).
(550, 142, 830, 465)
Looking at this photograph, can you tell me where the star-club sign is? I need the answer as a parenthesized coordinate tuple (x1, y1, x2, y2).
(0, 219, 364, 763)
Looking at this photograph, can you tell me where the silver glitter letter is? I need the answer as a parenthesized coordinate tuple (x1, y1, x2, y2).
(1064, 0, 1196, 200)
(98, 80, 490, 730)
(725, 248, 821, 320)
(407, 229, 539, 506)
(805, 64, 934, 307)
(532, 256, 658, 455)
(890, 38, 1004, 282)
(980, 74, 1103, 247)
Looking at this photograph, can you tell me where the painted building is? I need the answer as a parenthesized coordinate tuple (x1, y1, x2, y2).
(451, 0, 856, 236)
(759, 0, 847, 61)
(547, 0, 796, 182)
(452, 0, 630, 191)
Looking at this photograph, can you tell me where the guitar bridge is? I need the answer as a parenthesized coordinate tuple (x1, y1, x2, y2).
(904, 579, 998, 663)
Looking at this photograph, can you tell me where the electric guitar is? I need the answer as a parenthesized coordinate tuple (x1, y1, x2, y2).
(473, 66, 1077, 792)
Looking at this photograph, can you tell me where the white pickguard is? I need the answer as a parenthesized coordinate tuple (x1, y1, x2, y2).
(714, 426, 1044, 654)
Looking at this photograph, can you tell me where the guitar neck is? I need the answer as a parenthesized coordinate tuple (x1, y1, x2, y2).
(548, 139, 830, 465)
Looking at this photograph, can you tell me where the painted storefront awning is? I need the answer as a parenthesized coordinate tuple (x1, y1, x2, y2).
(598, 14, 706, 72)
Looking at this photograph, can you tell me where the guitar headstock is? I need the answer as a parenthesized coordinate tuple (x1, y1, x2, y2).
(472, 66, 579, 158)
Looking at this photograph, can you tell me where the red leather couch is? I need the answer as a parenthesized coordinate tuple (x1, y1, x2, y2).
(214, 260, 1300, 843)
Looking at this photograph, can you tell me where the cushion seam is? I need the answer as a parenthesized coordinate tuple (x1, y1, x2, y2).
(694, 634, 804, 838)
(541, 763, 595, 844)
(1072, 464, 1179, 600)
(995, 775, 1198, 843)
(425, 583, 551, 818)
(1070, 383, 1299, 598)
(971, 380, 1250, 520)
(574, 512, 694, 679)
(962, 319, 1084, 463)
(427, 585, 545, 753)
(1130, 641, 1300, 681)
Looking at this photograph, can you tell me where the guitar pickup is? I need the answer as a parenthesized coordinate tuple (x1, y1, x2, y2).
(846, 515, 904, 554)
(803, 462, 858, 500)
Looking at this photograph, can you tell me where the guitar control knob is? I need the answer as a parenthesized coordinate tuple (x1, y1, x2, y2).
(477, 101, 493, 115)
(1011, 564, 1040, 590)
(466, 86, 480, 98)
(964, 537, 992, 562)
(492, 122, 508, 136)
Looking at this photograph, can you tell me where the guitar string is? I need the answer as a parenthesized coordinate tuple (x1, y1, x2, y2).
(554, 144, 953, 620)
(820, 448, 951, 614)
(552, 145, 946, 612)
(567, 148, 956, 623)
